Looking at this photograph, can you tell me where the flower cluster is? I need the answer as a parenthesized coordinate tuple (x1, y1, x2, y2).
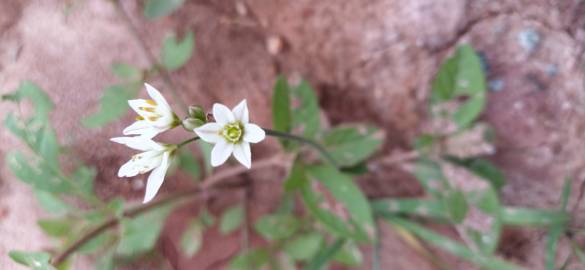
(111, 83, 265, 203)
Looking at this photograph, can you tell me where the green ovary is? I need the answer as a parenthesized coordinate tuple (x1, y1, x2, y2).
(221, 122, 243, 143)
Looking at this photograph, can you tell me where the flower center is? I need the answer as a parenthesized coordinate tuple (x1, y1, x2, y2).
(221, 122, 243, 143)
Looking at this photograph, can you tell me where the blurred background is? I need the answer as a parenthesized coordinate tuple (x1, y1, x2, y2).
(1, 0, 585, 269)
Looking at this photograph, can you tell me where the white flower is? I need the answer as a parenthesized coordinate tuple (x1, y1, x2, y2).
(194, 100, 265, 168)
(123, 83, 179, 138)
(110, 136, 176, 203)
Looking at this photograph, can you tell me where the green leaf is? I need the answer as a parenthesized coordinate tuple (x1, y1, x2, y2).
(254, 214, 300, 240)
(34, 190, 72, 215)
(94, 249, 115, 270)
(431, 44, 486, 129)
(116, 204, 174, 256)
(304, 164, 375, 242)
(501, 207, 569, 227)
(284, 233, 323, 261)
(560, 178, 571, 211)
(303, 239, 345, 270)
(37, 126, 60, 169)
(229, 248, 270, 270)
(413, 158, 449, 198)
(449, 158, 506, 191)
(322, 125, 384, 167)
(371, 198, 448, 220)
(82, 84, 138, 128)
(219, 205, 244, 234)
(272, 76, 292, 149)
(444, 190, 468, 224)
(180, 218, 204, 257)
(465, 189, 502, 254)
(382, 216, 521, 270)
(333, 241, 363, 267)
(9, 251, 55, 270)
(178, 149, 201, 180)
(198, 141, 213, 176)
(38, 218, 73, 237)
(144, 0, 184, 19)
(111, 63, 142, 81)
(73, 165, 96, 196)
(78, 232, 113, 254)
(291, 80, 321, 139)
(161, 31, 194, 71)
(284, 157, 308, 192)
(7, 151, 70, 193)
(546, 225, 564, 270)
(7, 81, 54, 121)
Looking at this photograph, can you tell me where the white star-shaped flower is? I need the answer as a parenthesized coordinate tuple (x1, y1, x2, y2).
(110, 136, 176, 203)
(194, 100, 265, 168)
(123, 83, 179, 138)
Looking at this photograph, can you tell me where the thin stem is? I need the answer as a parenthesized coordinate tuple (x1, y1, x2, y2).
(111, 0, 188, 114)
(51, 155, 285, 266)
(177, 136, 200, 148)
(264, 129, 338, 168)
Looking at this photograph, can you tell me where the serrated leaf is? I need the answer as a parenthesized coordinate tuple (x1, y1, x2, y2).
(144, 0, 184, 19)
(73, 166, 96, 196)
(272, 76, 293, 149)
(254, 214, 300, 240)
(284, 233, 323, 261)
(7, 151, 71, 193)
(220, 205, 244, 234)
(161, 31, 194, 71)
(291, 80, 320, 139)
(9, 251, 55, 270)
(34, 190, 72, 215)
(6, 81, 54, 121)
(111, 63, 142, 81)
(431, 44, 486, 129)
(181, 218, 203, 257)
(322, 125, 383, 167)
(116, 204, 174, 256)
(82, 84, 138, 128)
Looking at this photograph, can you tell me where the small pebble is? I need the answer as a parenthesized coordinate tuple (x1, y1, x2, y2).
(488, 79, 504, 92)
(518, 29, 540, 52)
(266, 35, 283, 55)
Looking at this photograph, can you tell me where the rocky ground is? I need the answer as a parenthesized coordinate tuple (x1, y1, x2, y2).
(1, 0, 585, 269)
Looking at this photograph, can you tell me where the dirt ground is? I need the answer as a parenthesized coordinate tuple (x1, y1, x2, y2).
(2, 0, 585, 269)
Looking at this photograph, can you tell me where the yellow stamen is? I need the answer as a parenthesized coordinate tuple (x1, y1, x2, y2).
(136, 116, 145, 121)
(148, 116, 160, 121)
(139, 107, 156, 112)
(146, 99, 157, 106)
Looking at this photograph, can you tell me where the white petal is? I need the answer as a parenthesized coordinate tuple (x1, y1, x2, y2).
(128, 99, 154, 117)
(110, 136, 163, 151)
(143, 152, 171, 203)
(243, 124, 265, 143)
(213, 103, 235, 125)
(232, 99, 249, 124)
(145, 83, 171, 111)
(232, 143, 251, 169)
(122, 121, 160, 138)
(194, 123, 223, 143)
(210, 140, 234, 167)
(118, 159, 140, 177)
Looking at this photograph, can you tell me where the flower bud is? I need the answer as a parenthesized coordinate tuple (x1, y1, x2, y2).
(188, 106, 207, 122)
(182, 117, 205, 131)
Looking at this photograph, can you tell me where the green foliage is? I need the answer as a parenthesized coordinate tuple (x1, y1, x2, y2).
(321, 125, 383, 167)
(220, 205, 244, 234)
(116, 204, 174, 256)
(177, 149, 201, 180)
(161, 31, 195, 71)
(303, 239, 345, 270)
(144, 0, 185, 19)
(9, 251, 55, 270)
(38, 218, 73, 238)
(291, 80, 321, 140)
(449, 158, 506, 191)
(283, 233, 323, 261)
(111, 63, 142, 81)
(229, 248, 270, 270)
(82, 84, 139, 128)
(333, 241, 363, 267)
(444, 190, 468, 224)
(272, 76, 293, 149)
(254, 214, 300, 240)
(431, 44, 486, 129)
(180, 218, 204, 257)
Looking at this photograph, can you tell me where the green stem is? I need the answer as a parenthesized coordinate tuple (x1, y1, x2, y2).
(177, 136, 200, 148)
(264, 129, 338, 167)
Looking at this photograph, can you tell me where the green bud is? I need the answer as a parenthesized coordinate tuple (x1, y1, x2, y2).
(182, 117, 205, 131)
(188, 106, 207, 122)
